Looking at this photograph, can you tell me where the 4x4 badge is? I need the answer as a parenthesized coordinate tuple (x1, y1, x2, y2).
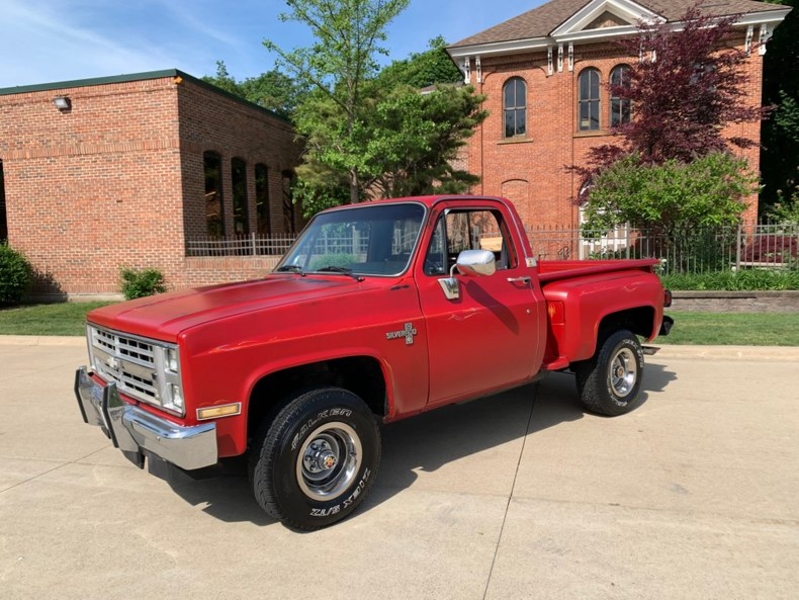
(386, 323, 417, 345)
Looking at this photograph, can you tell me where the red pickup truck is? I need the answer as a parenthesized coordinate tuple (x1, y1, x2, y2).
(74, 195, 672, 530)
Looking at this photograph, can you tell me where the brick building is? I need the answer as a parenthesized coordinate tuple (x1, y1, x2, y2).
(447, 0, 791, 239)
(0, 69, 302, 297)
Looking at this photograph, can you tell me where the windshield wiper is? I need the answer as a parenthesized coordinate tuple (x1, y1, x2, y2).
(315, 266, 364, 281)
(275, 265, 306, 276)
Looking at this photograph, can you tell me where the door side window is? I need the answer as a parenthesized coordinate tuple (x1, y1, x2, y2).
(423, 209, 515, 276)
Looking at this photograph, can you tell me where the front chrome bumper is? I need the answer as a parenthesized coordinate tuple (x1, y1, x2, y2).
(74, 367, 218, 471)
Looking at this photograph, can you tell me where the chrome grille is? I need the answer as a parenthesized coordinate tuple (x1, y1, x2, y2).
(88, 326, 160, 404)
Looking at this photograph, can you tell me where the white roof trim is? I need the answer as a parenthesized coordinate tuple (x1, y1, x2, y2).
(733, 8, 792, 27)
(550, 0, 664, 37)
(447, 4, 792, 60)
(448, 37, 551, 59)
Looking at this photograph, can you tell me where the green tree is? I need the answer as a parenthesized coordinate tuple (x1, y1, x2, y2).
(377, 36, 463, 88)
(291, 80, 487, 215)
(359, 83, 486, 199)
(264, 0, 411, 204)
(578, 7, 763, 236)
(582, 152, 757, 237)
(202, 60, 303, 118)
(761, 0, 799, 213)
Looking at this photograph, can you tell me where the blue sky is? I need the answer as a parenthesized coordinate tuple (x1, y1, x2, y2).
(1, 0, 547, 89)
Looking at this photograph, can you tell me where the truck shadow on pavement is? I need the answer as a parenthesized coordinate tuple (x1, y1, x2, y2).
(159, 363, 676, 526)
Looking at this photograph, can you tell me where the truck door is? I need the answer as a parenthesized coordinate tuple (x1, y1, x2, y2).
(416, 206, 546, 407)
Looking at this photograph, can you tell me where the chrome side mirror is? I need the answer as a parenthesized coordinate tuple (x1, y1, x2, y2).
(455, 249, 497, 277)
(437, 249, 497, 300)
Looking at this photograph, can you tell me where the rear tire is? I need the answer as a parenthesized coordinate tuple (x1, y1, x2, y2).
(249, 387, 381, 530)
(576, 329, 645, 416)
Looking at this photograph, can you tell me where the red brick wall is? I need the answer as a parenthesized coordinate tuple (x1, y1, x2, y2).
(464, 35, 765, 230)
(176, 79, 301, 242)
(0, 77, 185, 295)
(0, 74, 302, 296)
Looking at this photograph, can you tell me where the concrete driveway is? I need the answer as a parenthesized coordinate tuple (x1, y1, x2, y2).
(1, 339, 798, 600)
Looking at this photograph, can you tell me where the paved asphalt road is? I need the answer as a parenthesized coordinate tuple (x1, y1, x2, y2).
(1, 338, 798, 600)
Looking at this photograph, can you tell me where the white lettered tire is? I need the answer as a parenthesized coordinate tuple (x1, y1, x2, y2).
(576, 329, 645, 416)
(249, 387, 381, 530)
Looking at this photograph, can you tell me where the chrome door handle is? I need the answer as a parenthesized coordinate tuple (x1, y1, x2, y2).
(507, 276, 532, 284)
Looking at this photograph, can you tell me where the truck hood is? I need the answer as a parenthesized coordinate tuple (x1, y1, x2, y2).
(87, 275, 374, 341)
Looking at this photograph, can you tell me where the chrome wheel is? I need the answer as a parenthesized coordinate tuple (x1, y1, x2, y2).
(296, 422, 362, 501)
(609, 347, 638, 398)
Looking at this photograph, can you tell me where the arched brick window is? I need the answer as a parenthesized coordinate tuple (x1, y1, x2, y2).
(255, 163, 270, 235)
(578, 68, 601, 131)
(610, 65, 632, 127)
(203, 151, 224, 237)
(503, 77, 527, 138)
(282, 170, 298, 234)
(231, 157, 249, 235)
(0, 160, 7, 242)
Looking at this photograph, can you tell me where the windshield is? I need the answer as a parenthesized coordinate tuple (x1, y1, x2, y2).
(275, 203, 426, 277)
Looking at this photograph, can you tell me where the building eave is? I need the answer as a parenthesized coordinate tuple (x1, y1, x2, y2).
(0, 69, 183, 96)
(447, 37, 552, 59)
(549, 0, 664, 38)
(447, 6, 792, 60)
(0, 68, 291, 124)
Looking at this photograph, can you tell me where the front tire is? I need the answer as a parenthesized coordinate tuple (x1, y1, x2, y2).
(576, 329, 645, 416)
(249, 387, 380, 530)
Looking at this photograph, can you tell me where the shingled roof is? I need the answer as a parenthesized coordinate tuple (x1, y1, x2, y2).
(450, 0, 788, 48)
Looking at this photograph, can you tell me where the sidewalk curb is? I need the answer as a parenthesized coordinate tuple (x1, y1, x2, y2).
(0, 336, 85, 347)
(653, 344, 799, 362)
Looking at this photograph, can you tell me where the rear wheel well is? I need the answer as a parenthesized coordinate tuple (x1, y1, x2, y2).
(246, 357, 386, 443)
(597, 306, 655, 347)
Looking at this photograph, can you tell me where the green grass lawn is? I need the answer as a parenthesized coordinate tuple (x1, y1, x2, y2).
(1, 303, 798, 346)
(0, 302, 115, 336)
(660, 311, 799, 346)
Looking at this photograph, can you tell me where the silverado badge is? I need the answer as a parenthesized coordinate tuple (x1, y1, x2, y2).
(386, 323, 417, 345)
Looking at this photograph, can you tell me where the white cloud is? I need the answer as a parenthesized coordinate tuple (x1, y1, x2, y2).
(0, 0, 206, 87)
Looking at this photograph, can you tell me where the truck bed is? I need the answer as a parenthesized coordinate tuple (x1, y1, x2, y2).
(537, 259, 660, 283)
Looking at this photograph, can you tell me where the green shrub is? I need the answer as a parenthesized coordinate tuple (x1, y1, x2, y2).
(120, 268, 167, 300)
(661, 270, 799, 291)
(0, 244, 34, 306)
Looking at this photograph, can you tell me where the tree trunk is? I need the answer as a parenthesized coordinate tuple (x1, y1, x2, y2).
(349, 171, 360, 204)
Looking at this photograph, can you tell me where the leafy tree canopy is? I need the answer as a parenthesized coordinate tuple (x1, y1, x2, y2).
(376, 36, 463, 88)
(292, 79, 487, 216)
(602, 6, 761, 164)
(582, 152, 757, 237)
(578, 6, 763, 233)
(760, 0, 799, 211)
(201, 61, 304, 118)
(204, 3, 487, 217)
(264, 0, 411, 204)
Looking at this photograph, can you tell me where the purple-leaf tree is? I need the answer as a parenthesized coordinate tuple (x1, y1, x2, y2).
(574, 5, 762, 237)
(612, 6, 762, 163)
(576, 5, 764, 181)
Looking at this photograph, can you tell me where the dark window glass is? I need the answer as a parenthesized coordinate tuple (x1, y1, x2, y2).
(231, 158, 249, 235)
(255, 163, 270, 235)
(610, 65, 632, 127)
(424, 209, 514, 276)
(503, 78, 527, 138)
(578, 68, 601, 131)
(0, 161, 7, 242)
(282, 170, 297, 234)
(203, 152, 224, 237)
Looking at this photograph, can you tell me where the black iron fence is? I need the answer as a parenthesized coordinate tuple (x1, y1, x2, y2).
(526, 222, 799, 274)
(185, 222, 799, 274)
(186, 233, 296, 257)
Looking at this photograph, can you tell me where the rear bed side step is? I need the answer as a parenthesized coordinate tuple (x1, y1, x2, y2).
(642, 346, 660, 355)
